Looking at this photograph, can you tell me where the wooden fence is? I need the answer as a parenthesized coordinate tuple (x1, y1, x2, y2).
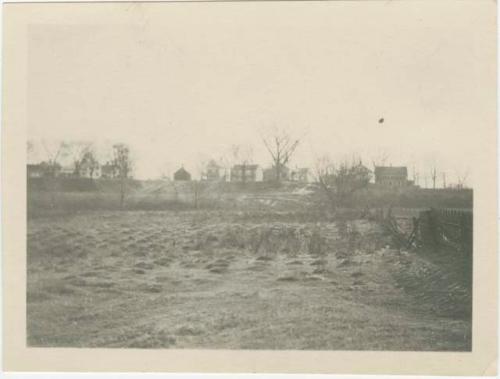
(419, 208, 473, 253)
(379, 207, 473, 254)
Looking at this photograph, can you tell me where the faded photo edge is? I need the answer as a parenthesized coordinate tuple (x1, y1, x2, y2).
(2, 1, 498, 375)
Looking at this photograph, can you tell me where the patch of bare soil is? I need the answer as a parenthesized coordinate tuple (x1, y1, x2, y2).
(27, 210, 471, 350)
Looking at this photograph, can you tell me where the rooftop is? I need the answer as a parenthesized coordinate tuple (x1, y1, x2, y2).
(374, 166, 408, 176)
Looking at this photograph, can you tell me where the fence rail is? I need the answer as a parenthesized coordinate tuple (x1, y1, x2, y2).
(379, 207, 473, 255)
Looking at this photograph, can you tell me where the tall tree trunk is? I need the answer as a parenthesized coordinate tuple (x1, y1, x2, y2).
(119, 177, 125, 209)
(193, 181, 199, 209)
(275, 150, 281, 182)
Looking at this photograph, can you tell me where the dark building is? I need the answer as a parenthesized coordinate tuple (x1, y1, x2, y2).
(174, 167, 191, 181)
(374, 166, 409, 187)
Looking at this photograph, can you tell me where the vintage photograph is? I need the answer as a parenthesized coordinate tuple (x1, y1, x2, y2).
(23, 3, 479, 352)
(3, 2, 494, 372)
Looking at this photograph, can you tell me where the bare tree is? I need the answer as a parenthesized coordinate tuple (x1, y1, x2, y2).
(371, 149, 390, 171)
(455, 169, 469, 189)
(431, 166, 438, 190)
(72, 143, 99, 179)
(68, 142, 88, 177)
(112, 144, 133, 208)
(41, 139, 70, 177)
(195, 154, 212, 182)
(314, 155, 371, 210)
(262, 128, 301, 182)
(37, 139, 71, 208)
(192, 158, 209, 208)
(442, 172, 447, 189)
(81, 149, 100, 179)
(314, 155, 338, 209)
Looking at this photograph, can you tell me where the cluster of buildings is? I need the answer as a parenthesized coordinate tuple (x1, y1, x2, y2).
(173, 161, 313, 183)
(27, 160, 119, 179)
(175, 161, 413, 188)
(28, 158, 415, 188)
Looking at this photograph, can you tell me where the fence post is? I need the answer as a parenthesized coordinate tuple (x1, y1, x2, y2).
(418, 209, 438, 250)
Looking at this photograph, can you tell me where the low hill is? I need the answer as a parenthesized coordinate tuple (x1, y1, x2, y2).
(27, 177, 472, 214)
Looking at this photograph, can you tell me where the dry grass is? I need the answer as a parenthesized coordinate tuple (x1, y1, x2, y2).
(27, 210, 471, 350)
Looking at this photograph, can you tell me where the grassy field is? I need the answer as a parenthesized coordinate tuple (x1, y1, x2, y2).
(27, 210, 471, 350)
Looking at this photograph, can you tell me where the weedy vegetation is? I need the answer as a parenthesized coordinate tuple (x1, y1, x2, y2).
(27, 182, 472, 350)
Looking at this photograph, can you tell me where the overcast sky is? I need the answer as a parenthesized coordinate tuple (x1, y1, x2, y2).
(26, 1, 495, 186)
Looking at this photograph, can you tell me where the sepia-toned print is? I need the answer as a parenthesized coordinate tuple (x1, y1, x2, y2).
(4, 1, 494, 371)
(27, 136, 473, 351)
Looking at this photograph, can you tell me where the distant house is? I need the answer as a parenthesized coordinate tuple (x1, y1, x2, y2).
(59, 165, 76, 177)
(75, 155, 101, 179)
(204, 160, 224, 181)
(174, 167, 191, 181)
(263, 165, 290, 182)
(230, 164, 260, 182)
(27, 163, 44, 178)
(101, 163, 118, 179)
(290, 167, 311, 183)
(374, 166, 409, 187)
(77, 162, 101, 179)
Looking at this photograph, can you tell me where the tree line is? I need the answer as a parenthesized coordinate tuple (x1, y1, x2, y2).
(28, 128, 470, 210)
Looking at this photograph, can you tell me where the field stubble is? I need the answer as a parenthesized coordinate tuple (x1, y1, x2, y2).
(27, 210, 471, 350)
